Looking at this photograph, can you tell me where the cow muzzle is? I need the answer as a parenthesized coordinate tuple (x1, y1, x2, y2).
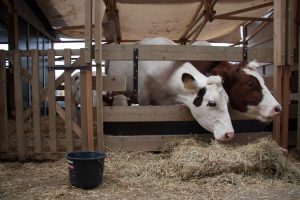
(216, 132, 234, 141)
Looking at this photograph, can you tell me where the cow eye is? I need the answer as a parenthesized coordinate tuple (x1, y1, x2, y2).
(247, 80, 257, 89)
(207, 100, 217, 107)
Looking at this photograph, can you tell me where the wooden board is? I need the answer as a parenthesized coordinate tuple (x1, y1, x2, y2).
(47, 49, 57, 158)
(0, 51, 8, 153)
(104, 132, 272, 152)
(13, 51, 25, 160)
(102, 104, 298, 122)
(19, 45, 274, 63)
(95, 0, 105, 151)
(31, 50, 42, 159)
(64, 49, 74, 152)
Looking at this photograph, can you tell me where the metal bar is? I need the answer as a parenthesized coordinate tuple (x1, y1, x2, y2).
(132, 48, 139, 104)
(214, 16, 273, 22)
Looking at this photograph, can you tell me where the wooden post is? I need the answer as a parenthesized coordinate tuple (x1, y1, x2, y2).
(47, 49, 57, 158)
(64, 49, 73, 152)
(82, 0, 94, 151)
(273, 0, 286, 146)
(298, 20, 300, 150)
(80, 49, 88, 150)
(95, 0, 104, 151)
(13, 50, 25, 160)
(0, 51, 9, 153)
(31, 50, 42, 159)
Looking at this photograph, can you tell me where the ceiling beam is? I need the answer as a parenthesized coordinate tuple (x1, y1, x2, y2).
(214, 2, 273, 18)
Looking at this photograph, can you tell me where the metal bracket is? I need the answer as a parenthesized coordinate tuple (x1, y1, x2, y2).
(132, 48, 139, 104)
(48, 65, 90, 71)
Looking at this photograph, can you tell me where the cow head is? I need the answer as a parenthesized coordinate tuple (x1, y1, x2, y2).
(180, 73, 234, 141)
(211, 61, 281, 122)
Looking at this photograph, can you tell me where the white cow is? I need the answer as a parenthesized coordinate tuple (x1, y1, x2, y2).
(107, 37, 234, 141)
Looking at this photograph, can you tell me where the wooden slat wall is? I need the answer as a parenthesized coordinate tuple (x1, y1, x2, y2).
(13, 51, 25, 160)
(0, 51, 8, 153)
(64, 49, 74, 152)
(47, 49, 57, 158)
(31, 50, 42, 159)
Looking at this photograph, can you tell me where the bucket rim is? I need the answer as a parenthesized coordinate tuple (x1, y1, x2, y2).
(66, 151, 107, 160)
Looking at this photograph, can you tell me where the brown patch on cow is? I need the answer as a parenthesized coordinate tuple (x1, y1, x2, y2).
(196, 61, 263, 113)
(182, 73, 196, 90)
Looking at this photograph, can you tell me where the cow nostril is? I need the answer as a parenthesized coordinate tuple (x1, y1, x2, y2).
(274, 105, 282, 113)
(225, 132, 234, 139)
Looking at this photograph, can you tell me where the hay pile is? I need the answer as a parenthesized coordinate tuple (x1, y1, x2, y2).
(154, 137, 300, 181)
(1, 137, 300, 199)
(108, 137, 300, 183)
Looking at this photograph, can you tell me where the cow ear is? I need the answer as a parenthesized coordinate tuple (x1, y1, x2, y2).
(182, 73, 197, 90)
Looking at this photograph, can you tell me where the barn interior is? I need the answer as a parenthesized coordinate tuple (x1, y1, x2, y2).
(1, 0, 300, 199)
(0, 0, 299, 159)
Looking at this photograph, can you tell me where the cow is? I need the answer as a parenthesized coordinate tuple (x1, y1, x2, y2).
(107, 38, 234, 141)
(133, 37, 281, 122)
(190, 40, 281, 122)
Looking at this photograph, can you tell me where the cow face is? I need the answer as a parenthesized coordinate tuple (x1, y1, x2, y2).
(211, 61, 281, 122)
(181, 73, 234, 141)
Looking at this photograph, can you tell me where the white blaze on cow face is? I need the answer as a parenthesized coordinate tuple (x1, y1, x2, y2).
(242, 61, 281, 122)
(178, 72, 234, 141)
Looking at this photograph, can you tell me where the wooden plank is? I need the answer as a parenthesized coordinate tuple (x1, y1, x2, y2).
(214, 2, 273, 18)
(84, 0, 95, 151)
(64, 49, 73, 152)
(47, 49, 57, 158)
(18, 46, 274, 63)
(102, 104, 298, 122)
(31, 50, 42, 159)
(95, 0, 104, 151)
(80, 50, 88, 150)
(102, 45, 273, 62)
(273, 0, 286, 146)
(13, 51, 25, 160)
(298, 10, 300, 150)
(0, 51, 8, 153)
(102, 105, 249, 122)
(104, 132, 272, 152)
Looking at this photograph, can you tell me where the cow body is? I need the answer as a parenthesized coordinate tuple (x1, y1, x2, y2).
(108, 37, 234, 141)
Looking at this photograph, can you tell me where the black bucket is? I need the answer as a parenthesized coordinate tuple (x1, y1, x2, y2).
(66, 151, 107, 189)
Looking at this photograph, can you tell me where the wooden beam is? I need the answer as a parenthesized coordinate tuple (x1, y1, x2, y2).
(104, 132, 272, 152)
(47, 49, 57, 158)
(0, 51, 8, 153)
(179, 1, 204, 41)
(273, 0, 286, 147)
(64, 49, 74, 152)
(95, 0, 104, 151)
(102, 45, 273, 62)
(17, 46, 274, 63)
(83, 0, 94, 151)
(31, 50, 42, 159)
(13, 50, 25, 160)
(214, 2, 273, 18)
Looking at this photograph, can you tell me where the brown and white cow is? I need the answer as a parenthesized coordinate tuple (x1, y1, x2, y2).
(107, 38, 234, 141)
(191, 41, 281, 122)
(137, 37, 281, 122)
